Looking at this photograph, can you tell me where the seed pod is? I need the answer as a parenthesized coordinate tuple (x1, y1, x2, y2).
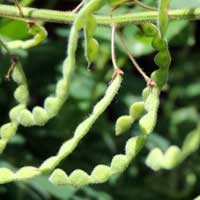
(84, 14, 99, 64)
(158, 0, 169, 37)
(163, 146, 182, 169)
(129, 101, 145, 119)
(154, 49, 171, 69)
(15, 167, 41, 180)
(49, 169, 69, 185)
(0, 123, 17, 139)
(44, 97, 61, 118)
(141, 23, 158, 37)
(0, 168, 14, 184)
(69, 170, 90, 187)
(152, 36, 167, 50)
(151, 68, 168, 89)
(32, 107, 48, 126)
(17, 110, 34, 127)
(91, 165, 111, 183)
(14, 85, 29, 104)
(111, 154, 129, 173)
(115, 115, 133, 135)
(145, 148, 164, 171)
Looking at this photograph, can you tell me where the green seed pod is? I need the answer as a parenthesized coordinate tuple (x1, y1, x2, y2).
(158, 0, 169, 37)
(14, 85, 28, 104)
(44, 97, 61, 118)
(58, 138, 76, 157)
(129, 101, 145, 119)
(11, 64, 25, 84)
(69, 170, 90, 187)
(125, 137, 140, 157)
(110, 154, 129, 173)
(32, 107, 49, 126)
(49, 169, 69, 185)
(0, 168, 14, 184)
(91, 165, 111, 183)
(151, 68, 168, 89)
(142, 87, 150, 100)
(87, 38, 99, 63)
(145, 148, 163, 171)
(39, 156, 58, 172)
(15, 167, 41, 180)
(154, 49, 171, 69)
(0, 123, 17, 139)
(163, 146, 182, 169)
(152, 35, 167, 50)
(85, 14, 96, 38)
(55, 79, 68, 100)
(17, 110, 34, 127)
(115, 115, 133, 135)
(139, 112, 157, 134)
(9, 105, 25, 121)
(141, 23, 159, 37)
(0, 139, 8, 153)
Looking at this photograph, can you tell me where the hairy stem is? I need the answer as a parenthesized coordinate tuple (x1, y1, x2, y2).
(0, 4, 199, 25)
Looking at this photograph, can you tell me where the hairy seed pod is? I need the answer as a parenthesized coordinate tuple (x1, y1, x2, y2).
(0, 123, 17, 139)
(110, 154, 129, 173)
(0, 168, 14, 184)
(49, 169, 69, 185)
(69, 170, 90, 187)
(91, 165, 111, 183)
(141, 23, 158, 37)
(115, 115, 133, 135)
(154, 49, 171, 69)
(129, 101, 145, 119)
(15, 167, 41, 180)
(158, 0, 169, 37)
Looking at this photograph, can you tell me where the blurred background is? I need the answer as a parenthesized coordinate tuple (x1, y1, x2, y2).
(0, 0, 200, 199)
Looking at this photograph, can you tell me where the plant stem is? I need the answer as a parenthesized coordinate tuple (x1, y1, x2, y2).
(0, 4, 199, 25)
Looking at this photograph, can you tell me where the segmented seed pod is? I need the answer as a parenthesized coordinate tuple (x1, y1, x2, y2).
(0, 62, 29, 153)
(146, 126, 200, 171)
(84, 14, 99, 64)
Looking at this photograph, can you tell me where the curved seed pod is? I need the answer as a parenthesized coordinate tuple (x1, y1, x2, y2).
(9, 0, 107, 127)
(0, 62, 29, 153)
(158, 0, 169, 37)
(115, 101, 145, 136)
(40, 75, 122, 172)
(139, 87, 160, 134)
(0, 0, 111, 184)
(0, 74, 122, 184)
(146, 126, 200, 171)
(140, 1, 171, 89)
(115, 115, 133, 135)
(49, 86, 160, 187)
(141, 23, 159, 37)
(49, 134, 146, 187)
(84, 14, 99, 64)
(7, 23, 47, 50)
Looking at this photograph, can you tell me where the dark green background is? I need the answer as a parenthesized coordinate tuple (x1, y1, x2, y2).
(0, 0, 200, 199)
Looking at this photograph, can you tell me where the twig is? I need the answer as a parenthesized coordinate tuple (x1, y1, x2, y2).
(117, 30, 155, 87)
(72, 0, 85, 13)
(111, 24, 124, 80)
(113, 0, 157, 11)
(14, 0, 24, 17)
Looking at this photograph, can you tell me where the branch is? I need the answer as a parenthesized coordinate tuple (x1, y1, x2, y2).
(0, 4, 199, 25)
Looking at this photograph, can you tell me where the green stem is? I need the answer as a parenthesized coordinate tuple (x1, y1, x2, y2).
(0, 4, 199, 25)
